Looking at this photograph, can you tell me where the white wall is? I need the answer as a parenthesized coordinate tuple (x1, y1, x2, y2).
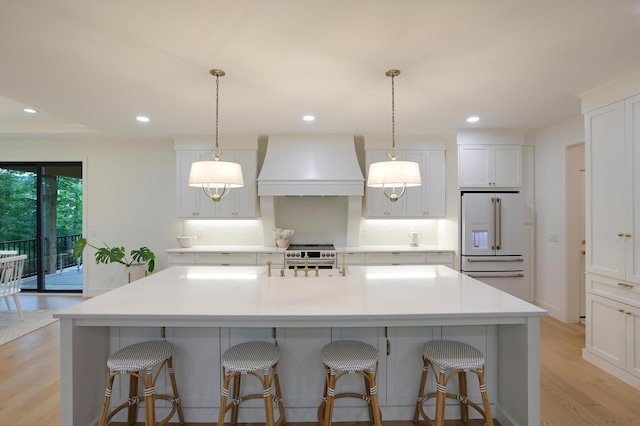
(528, 115, 584, 321)
(0, 138, 180, 296)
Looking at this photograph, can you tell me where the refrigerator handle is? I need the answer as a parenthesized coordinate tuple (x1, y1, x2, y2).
(491, 197, 496, 250)
(496, 197, 502, 250)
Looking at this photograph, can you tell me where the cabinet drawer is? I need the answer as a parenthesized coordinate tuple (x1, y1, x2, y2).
(365, 253, 426, 265)
(167, 253, 196, 265)
(340, 253, 365, 266)
(257, 253, 284, 267)
(195, 253, 257, 266)
(426, 252, 454, 265)
(588, 273, 640, 306)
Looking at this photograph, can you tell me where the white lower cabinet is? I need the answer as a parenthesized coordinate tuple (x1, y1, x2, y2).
(426, 252, 454, 269)
(585, 273, 640, 384)
(257, 252, 285, 269)
(167, 252, 196, 265)
(365, 252, 426, 265)
(587, 292, 640, 378)
(195, 253, 256, 266)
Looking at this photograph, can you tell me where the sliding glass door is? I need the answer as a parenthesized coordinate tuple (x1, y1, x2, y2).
(0, 162, 82, 292)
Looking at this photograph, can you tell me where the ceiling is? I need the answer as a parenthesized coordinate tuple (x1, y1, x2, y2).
(1, 0, 640, 142)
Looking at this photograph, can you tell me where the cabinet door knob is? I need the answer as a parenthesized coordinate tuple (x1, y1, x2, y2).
(625, 233, 631, 238)
(627, 311, 632, 316)
(618, 232, 624, 237)
(618, 308, 625, 313)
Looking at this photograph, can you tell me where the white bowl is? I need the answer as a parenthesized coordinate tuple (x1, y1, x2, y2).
(176, 236, 196, 248)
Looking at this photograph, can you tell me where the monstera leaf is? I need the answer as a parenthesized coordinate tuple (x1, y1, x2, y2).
(72, 238, 156, 273)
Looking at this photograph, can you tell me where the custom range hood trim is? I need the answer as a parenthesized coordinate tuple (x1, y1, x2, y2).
(257, 135, 365, 197)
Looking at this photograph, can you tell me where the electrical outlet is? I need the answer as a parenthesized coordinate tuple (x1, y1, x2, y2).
(362, 228, 368, 237)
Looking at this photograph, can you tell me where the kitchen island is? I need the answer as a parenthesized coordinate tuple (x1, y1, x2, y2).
(55, 265, 545, 426)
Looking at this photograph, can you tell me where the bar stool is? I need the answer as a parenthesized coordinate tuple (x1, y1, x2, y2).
(413, 340, 494, 426)
(318, 340, 382, 426)
(218, 341, 286, 426)
(98, 340, 184, 426)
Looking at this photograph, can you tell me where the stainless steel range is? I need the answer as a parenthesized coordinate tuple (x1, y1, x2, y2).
(285, 244, 337, 269)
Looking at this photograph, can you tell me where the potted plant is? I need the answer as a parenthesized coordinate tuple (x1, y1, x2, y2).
(72, 238, 156, 273)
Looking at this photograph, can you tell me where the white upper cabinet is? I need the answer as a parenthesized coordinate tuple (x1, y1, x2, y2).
(458, 144, 522, 188)
(586, 95, 640, 284)
(365, 150, 407, 218)
(406, 149, 446, 218)
(365, 148, 446, 218)
(176, 149, 257, 219)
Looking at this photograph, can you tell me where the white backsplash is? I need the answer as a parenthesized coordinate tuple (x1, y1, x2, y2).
(182, 219, 264, 246)
(181, 198, 440, 247)
(359, 219, 438, 246)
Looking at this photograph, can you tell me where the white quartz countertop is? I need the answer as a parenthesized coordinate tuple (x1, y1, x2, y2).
(166, 245, 453, 253)
(55, 265, 545, 327)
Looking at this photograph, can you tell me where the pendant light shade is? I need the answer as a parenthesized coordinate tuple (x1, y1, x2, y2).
(188, 69, 244, 202)
(366, 69, 421, 202)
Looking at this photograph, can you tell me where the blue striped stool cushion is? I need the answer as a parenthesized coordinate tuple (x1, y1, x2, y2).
(321, 340, 378, 373)
(422, 340, 485, 370)
(221, 342, 281, 373)
(107, 340, 173, 373)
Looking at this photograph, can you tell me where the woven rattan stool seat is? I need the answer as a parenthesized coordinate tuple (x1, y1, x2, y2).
(321, 340, 378, 373)
(107, 340, 173, 372)
(221, 341, 281, 373)
(422, 340, 485, 371)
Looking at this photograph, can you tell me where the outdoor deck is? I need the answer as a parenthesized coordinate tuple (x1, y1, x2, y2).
(20, 265, 83, 292)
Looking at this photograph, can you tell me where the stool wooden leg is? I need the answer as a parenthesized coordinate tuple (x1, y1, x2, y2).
(262, 370, 276, 426)
(218, 372, 232, 426)
(323, 370, 337, 426)
(167, 356, 185, 425)
(272, 364, 287, 424)
(477, 369, 495, 426)
(317, 368, 329, 425)
(127, 372, 139, 425)
(230, 373, 241, 425)
(98, 372, 117, 426)
(458, 370, 469, 423)
(435, 369, 447, 426)
(413, 358, 429, 423)
(143, 370, 155, 426)
(364, 370, 382, 426)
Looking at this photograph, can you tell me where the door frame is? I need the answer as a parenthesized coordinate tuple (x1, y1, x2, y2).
(565, 142, 585, 323)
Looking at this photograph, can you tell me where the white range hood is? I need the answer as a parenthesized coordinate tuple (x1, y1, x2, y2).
(257, 135, 364, 196)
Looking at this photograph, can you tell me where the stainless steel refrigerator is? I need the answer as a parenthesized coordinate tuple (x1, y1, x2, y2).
(460, 191, 527, 299)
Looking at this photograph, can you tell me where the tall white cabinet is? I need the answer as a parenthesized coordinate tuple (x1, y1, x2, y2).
(583, 91, 640, 389)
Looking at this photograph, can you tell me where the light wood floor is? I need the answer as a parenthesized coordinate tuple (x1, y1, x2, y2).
(3, 295, 640, 425)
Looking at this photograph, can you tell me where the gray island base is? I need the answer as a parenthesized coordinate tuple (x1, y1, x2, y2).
(54, 265, 546, 425)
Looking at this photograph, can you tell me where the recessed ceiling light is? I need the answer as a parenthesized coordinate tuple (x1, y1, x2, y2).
(136, 116, 150, 123)
(466, 116, 480, 123)
(303, 115, 315, 122)
(23, 108, 38, 114)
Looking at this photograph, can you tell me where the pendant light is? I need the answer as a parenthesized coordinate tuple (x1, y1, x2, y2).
(188, 69, 244, 202)
(366, 69, 421, 202)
